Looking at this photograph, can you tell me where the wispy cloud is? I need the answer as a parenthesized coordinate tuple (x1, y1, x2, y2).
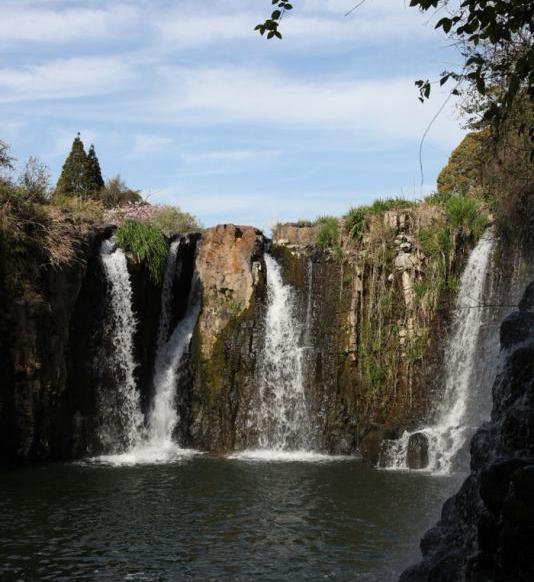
(181, 149, 281, 163)
(0, 4, 140, 45)
(0, 57, 135, 102)
(148, 65, 461, 147)
(131, 134, 173, 156)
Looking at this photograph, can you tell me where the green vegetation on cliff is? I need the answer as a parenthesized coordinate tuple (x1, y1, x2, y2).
(0, 138, 200, 294)
(116, 220, 168, 284)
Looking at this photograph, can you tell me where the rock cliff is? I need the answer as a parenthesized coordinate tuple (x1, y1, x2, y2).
(0, 210, 504, 466)
(399, 281, 534, 582)
(187, 224, 268, 451)
(270, 205, 473, 459)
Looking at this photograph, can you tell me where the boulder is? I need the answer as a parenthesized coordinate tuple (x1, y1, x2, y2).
(407, 432, 430, 469)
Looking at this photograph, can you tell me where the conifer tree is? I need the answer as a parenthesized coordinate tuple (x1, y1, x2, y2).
(86, 144, 105, 194)
(55, 133, 89, 199)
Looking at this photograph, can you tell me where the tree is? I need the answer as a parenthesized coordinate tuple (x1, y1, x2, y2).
(86, 144, 105, 194)
(55, 133, 89, 199)
(0, 140, 15, 176)
(18, 156, 51, 203)
(257, 1, 533, 130)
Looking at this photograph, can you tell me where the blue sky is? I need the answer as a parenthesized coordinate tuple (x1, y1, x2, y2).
(0, 0, 464, 231)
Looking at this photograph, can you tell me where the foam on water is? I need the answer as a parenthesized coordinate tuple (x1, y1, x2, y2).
(85, 443, 200, 467)
(228, 449, 358, 463)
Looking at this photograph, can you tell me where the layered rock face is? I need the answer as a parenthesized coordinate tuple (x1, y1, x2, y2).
(0, 213, 504, 465)
(270, 206, 472, 459)
(0, 226, 112, 464)
(0, 227, 171, 465)
(400, 281, 534, 582)
(187, 224, 268, 451)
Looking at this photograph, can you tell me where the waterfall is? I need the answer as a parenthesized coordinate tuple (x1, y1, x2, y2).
(99, 239, 144, 451)
(303, 259, 314, 348)
(156, 239, 180, 349)
(147, 268, 200, 447)
(253, 254, 312, 451)
(383, 229, 495, 474)
(93, 240, 200, 465)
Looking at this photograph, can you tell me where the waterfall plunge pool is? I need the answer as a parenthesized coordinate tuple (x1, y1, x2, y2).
(0, 456, 461, 581)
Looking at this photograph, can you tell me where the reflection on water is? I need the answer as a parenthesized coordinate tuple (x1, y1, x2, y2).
(0, 457, 460, 581)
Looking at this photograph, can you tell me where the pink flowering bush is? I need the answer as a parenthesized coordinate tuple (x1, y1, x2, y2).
(105, 201, 158, 225)
(105, 202, 201, 235)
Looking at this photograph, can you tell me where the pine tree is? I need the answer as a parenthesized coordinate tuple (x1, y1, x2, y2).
(55, 133, 89, 199)
(86, 144, 105, 194)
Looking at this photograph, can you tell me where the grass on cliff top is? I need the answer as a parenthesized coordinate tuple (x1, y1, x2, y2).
(116, 220, 168, 284)
(343, 197, 416, 241)
(313, 215, 340, 247)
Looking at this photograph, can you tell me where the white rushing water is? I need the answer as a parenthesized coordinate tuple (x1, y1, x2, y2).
(99, 239, 144, 451)
(383, 229, 496, 474)
(228, 450, 354, 463)
(251, 254, 312, 452)
(93, 240, 201, 466)
(156, 239, 180, 349)
(148, 272, 201, 448)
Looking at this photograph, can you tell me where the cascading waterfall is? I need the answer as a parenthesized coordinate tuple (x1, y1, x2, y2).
(303, 259, 314, 348)
(252, 254, 312, 452)
(95, 240, 200, 465)
(98, 238, 144, 451)
(383, 229, 495, 474)
(147, 268, 201, 448)
(156, 240, 181, 349)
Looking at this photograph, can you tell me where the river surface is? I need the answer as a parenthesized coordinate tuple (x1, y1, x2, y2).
(0, 454, 461, 581)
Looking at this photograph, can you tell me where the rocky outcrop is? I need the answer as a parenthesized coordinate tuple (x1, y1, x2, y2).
(270, 206, 474, 460)
(399, 281, 534, 582)
(273, 222, 316, 246)
(0, 226, 114, 465)
(196, 225, 265, 357)
(0, 226, 170, 465)
(187, 225, 268, 451)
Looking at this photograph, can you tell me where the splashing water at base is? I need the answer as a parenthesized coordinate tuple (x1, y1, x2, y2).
(228, 449, 356, 463)
(99, 239, 144, 452)
(85, 443, 200, 467)
(382, 229, 496, 474)
(96, 240, 201, 465)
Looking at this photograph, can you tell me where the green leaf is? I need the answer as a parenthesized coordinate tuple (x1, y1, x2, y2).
(435, 17, 452, 33)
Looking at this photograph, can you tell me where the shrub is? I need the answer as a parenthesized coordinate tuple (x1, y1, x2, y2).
(50, 195, 105, 225)
(424, 190, 450, 205)
(344, 207, 367, 241)
(445, 195, 479, 232)
(116, 220, 168, 284)
(437, 131, 487, 197)
(0, 179, 83, 300)
(368, 197, 416, 214)
(314, 215, 339, 247)
(17, 157, 51, 203)
(148, 206, 201, 235)
(99, 175, 142, 208)
(419, 226, 451, 260)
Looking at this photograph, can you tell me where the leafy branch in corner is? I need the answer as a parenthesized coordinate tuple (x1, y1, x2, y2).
(257, 0, 533, 136)
(255, 1, 293, 39)
(411, 0, 533, 130)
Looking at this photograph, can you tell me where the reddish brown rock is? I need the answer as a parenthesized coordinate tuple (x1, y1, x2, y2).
(197, 225, 266, 357)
